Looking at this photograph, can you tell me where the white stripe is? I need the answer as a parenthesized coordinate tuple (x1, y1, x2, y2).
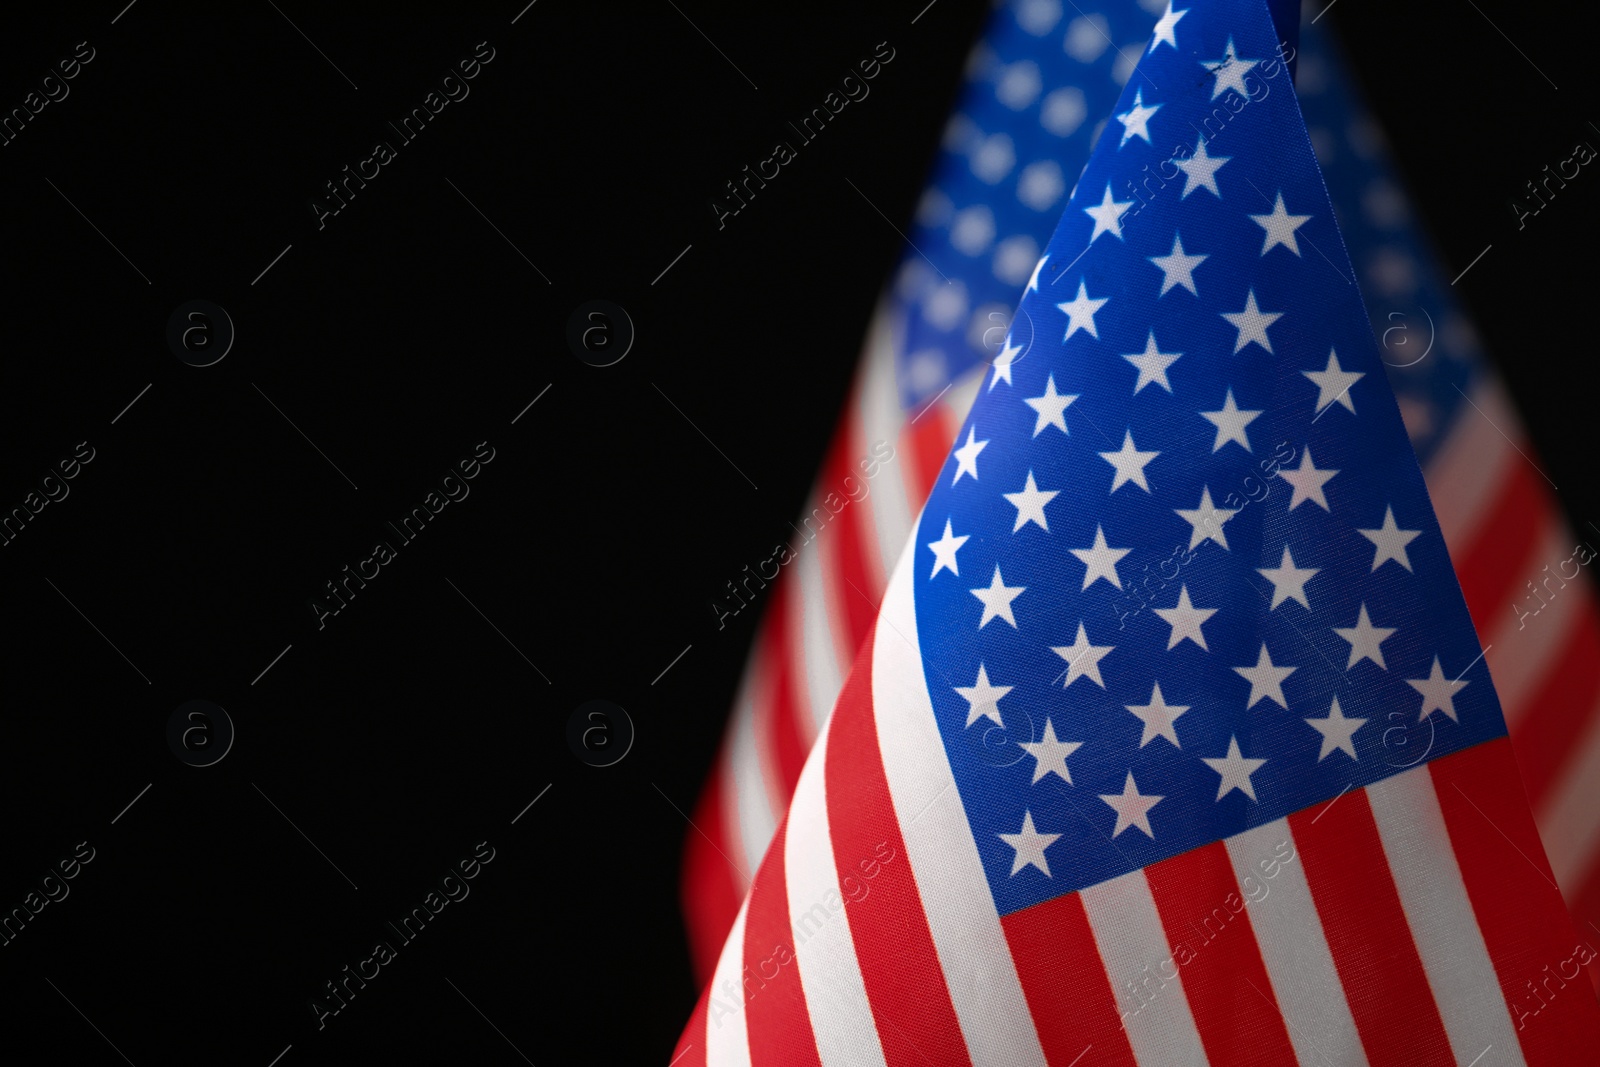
(796, 526, 845, 738)
(729, 671, 777, 886)
(1080, 869, 1209, 1067)
(1483, 528, 1589, 726)
(1225, 821, 1368, 1067)
(785, 716, 890, 1067)
(705, 897, 754, 1067)
(857, 301, 916, 584)
(717, 747, 752, 892)
(838, 411, 889, 598)
(1536, 689, 1600, 891)
(1424, 379, 1516, 552)
(872, 547, 1047, 1066)
(782, 575, 820, 748)
(1366, 767, 1527, 1067)
(797, 493, 854, 676)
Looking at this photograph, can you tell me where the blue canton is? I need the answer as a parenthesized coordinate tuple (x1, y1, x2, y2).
(911, 0, 1507, 917)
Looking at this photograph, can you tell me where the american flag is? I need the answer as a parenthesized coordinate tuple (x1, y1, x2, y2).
(672, 0, 1600, 1062)
(681, 0, 1600, 1000)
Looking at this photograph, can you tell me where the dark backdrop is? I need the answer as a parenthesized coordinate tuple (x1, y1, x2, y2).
(0, 3, 1592, 1064)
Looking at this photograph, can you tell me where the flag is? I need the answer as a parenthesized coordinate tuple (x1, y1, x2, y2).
(672, 0, 1600, 1062)
(681, 0, 1600, 993)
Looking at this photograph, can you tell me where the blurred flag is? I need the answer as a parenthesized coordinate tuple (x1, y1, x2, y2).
(672, 0, 1600, 1062)
(1294, 21, 1600, 978)
(680, 0, 1164, 980)
(682, 0, 1600, 994)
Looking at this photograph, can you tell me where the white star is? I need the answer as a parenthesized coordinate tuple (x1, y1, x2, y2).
(1126, 681, 1189, 748)
(1307, 696, 1367, 761)
(1115, 88, 1162, 147)
(1408, 656, 1469, 723)
(951, 425, 989, 485)
(1024, 374, 1078, 436)
(1359, 505, 1422, 573)
(989, 336, 1024, 391)
(1221, 288, 1282, 354)
(1070, 525, 1130, 591)
(1027, 254, 1048, 294)
(1122, 332, 1183, 394)
(1234, 643, 1296, 710)
(999, 811, 1060, 876)
(1257, 545, 1318, 610)
(1199, 387, 1261, 453)
(1154, 585, 1216, 651)
(1202, 36, 1261, 100)
(1100, 772, 1162, 838)
(1099, 430, 1159, 494)
(1148, 233, 1207, 298)
(1304, 348, 1364, 416)
(1277, 448, 1338, 511)
(970, 566, 1025, 629)
(1005, 470, 1060, 533)
(1083, 184, 1134, 242)
(1250, 192, 1313, 256)
(1176, 486, 1240, 551)
(1149, 1, 1187, 52)
(1020, 719, 1083, 785)
(1204, 737, 1267, 802)
(1057, 280, 1110, 340)
(1175, 137, 1230, 198)
(927, 518, 969, 579)
(1333, 603, 1396, 670)
(955, 662, 1013, 728)
(1051, 622, 1114, 689)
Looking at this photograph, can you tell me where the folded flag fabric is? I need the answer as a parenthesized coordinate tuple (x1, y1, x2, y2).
(681, 0, 1600, 1000)
(672, 0, 1600, 1063)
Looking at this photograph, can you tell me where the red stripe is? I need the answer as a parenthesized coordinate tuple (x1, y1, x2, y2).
(682, 767, 746, 985)
(824, 628, 972, 1067)
(1144, 842, 1297, 1066)
(761, 577, 813, 803)
(903, 406, 955, 507)
(1508, 596, 1600, 811)
(1564, 844, 1600, 995)
(1289, 787, 1455, 1065)
(1003, 893, 1138, 1067)
(671, 987, 710, 1067)
(1455, 460, 1548, 636)
(818, 414, 882, 662)
(742, 819, 824, 1067)
(1430, 738, 1600, 1061)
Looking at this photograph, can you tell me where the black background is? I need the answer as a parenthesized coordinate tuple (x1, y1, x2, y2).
(0, 2, 1592, 1064)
